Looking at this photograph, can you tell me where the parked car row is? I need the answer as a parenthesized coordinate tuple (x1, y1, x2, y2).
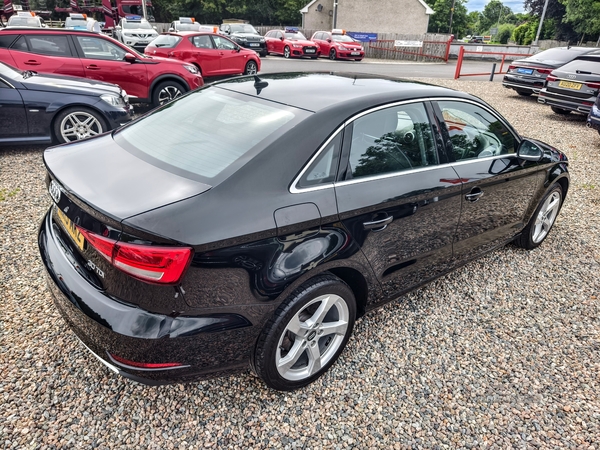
(503, 46, 600, 135)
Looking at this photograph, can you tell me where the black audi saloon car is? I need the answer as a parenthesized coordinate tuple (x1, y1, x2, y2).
(502, 46, 598, 96)
(0, 61, 132, 145)
(38, 73, 569, 391)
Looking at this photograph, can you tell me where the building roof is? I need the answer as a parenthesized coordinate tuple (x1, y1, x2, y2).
(300, 0, 318, 14)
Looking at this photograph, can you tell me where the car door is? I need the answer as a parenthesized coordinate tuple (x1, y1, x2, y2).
(8, 34, 85, 77)
(334, 101, 463, 300)
(189, 34, 221, 76)
(0, 77, 28, 141)
(318, 33, 332, 54)
(264, 31, 277, 54)
(432, 99, 546, 260)
(73, 35, 148, 100)
(211, 35, 243, 74)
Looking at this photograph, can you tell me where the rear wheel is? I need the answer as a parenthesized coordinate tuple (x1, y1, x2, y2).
(551, 106, 570, 115)
(283, 46, 291, 59)
(152, 80, 185, 107)
(253, 274, 356, 391)
(329, 49, 337, 60)
(53, 107, 106, 144)
(515, 184, 563, 250)
(244, 60, 258, 75)
(517, 90, 531, 96)
(260, 50, 268, 57)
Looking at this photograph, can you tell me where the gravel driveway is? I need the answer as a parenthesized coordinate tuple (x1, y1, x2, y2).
(1, 80, 599, 449)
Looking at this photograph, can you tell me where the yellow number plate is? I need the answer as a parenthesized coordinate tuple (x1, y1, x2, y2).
(56, 208, 85, 251)
(558, 80, 582, 90)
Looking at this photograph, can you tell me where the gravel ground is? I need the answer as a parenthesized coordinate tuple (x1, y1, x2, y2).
(1, 80, 599, 449)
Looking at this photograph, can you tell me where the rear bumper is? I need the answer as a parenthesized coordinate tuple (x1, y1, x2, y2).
(538, 89, 593, 114)
(502, 75, 545, 94)
(38, 209, 264, 384)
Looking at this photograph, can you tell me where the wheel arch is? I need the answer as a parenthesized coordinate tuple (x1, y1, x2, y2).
(149, 74, 190, 99)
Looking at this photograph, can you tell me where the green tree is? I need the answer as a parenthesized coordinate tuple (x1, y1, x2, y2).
(559, 0, 600, 39)
(496, 23, 515, 43)
(524, 0, 577, 40)
(425, 0, 469, 37)
(479, 0, 513, 33)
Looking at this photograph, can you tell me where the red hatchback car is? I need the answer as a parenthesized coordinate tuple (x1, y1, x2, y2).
(311, 30, 365, 61)
(145, 32, 261, 77)
(264, 29, 320, 59)
(0, 28, 203, 107)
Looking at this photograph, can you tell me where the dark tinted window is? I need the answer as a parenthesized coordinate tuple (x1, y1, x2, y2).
(212, 35, 236, 50)
(347, 103, 437, 180)
(0, 34, 18, 48)
(151, 35, 182, 48)
(437, 101, 517, 161)
(528, 48, 590, 65)
(11, 36, 29, 52)
(298, 132, 341, 188)
(559, 58, 600, 74)
(26, 35, 71, 57)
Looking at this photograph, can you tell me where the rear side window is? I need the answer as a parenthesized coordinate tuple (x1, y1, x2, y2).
(298, 132, 342, 188)
(0, 34, 18, 48)
(191, 35, 214, 49)
(26, 35, 71, 57)
(115, 88, 307, 181)
(151, 35, 182, 48)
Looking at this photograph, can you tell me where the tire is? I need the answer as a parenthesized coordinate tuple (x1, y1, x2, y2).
(152, 80, 186, 107)
(283, 46, 291, 59)
(310, 56, 318, 59)
(260, 50, 268, 57)
(329, 49, 337, 60)
(53, 107, 106, 144)
(551, 106, 570, 115)
(244, 60, 258, 75)
(517, 90, 531, 97)
(253, 273, 356, 391)
(514, 184, 563, 250)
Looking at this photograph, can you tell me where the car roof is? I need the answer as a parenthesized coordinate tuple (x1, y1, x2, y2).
(165, 31, 215, 37)
(212, 72, 470, 113)
(0, 27, 98, 35)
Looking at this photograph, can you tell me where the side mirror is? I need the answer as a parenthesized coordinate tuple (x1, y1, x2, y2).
(280, 36, 284, 41)
(517, 139, 543, 162)
(327, 38, 331, 43)
(124, 53, 137, 63)
(153, 26, 157, 30)
(168, 27, 174, 32)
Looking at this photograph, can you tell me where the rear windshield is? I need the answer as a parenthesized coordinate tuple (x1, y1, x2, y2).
(530, 48, 589, 65)
(151, 34, 182, 48)
(7, 17, 40, 27)
(230, 24, 258, 34)
(115, 87, 308, 182)
(332, 35, 355, 43)
(560, 58, 600, 75)
(123, 20, 152, 29)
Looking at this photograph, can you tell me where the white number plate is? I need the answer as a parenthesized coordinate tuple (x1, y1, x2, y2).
(351, 52, 360, 55)
(305, 49, 315, 53)
(249, 43, 260, 47)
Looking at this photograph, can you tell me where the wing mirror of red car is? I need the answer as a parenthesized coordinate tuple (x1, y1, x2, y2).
(327, 38, 332, 43)
(280, 36, 284, 41)
(124, 54, 137, 63)
(236, 46, 241, 52)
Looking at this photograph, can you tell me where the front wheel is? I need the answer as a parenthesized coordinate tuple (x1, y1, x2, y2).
(53, 107, 106, 144)
(152, 80, 185, 107)
(514, 184, 563, 250)
(244, 60, 258, 75)
(329, 49, 337, 60)
(551, 106, 570, 115)
(253, 274, 356, 391)
(283, 46, 291, 59)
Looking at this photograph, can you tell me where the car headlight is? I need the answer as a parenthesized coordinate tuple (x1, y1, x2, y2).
(235, 37, 247, 42)
(339, 46, 349, 51)
(124, 32, 133, 37)
(293, 44, 302, 48)
(101, 94, 126, 107)
(593, 104, 600, 114)
(183, 64, 199, 74)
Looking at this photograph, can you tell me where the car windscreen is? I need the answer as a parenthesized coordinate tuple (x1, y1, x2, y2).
(230, 24, 258, 34)
(332, 35, 355, 43)
(529, 48, 589, 65)
(8, 17, 40, 27)
(151, 35, 182, 48)
(177, 23, 200, 31)
(114, 87, 310, 183)
(123, 20, 152, 29)
(285, 32, 307, 40)
(0, 61, 22, 79)
(65, 18, 86, 27)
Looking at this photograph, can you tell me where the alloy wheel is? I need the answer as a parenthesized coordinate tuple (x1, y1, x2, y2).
(158, 86, 183, 105)
(532, 191, 561, 243)
(276, 294, 349, 381)
(329, 49, 336, 60)
(284, 46, 290, 58)
(245, 61, 258, 75)
(60, 112, 103, 142)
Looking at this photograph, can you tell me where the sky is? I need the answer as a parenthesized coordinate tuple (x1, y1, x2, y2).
(466, 0, 526, 13)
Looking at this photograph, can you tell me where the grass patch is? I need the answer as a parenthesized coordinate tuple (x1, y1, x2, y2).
(0, 188, 20, 201)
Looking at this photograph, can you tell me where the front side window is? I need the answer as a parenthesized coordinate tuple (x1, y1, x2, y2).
(76, 36, 127, 61)
(437, 101, 517, 162)
(191, 35, 214, 49)
(212, 36, 236, 50)
(26, 35, 71, 57)
(0, 34, 18, 48)
(346, 102, 437, 180)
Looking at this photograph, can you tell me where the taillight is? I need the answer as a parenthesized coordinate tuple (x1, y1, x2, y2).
(547, 75, 557, 82)
(508, 65, 515, 71)
(109, 353, 185, 369)
(76, 227, 193, 284)
(536, 68, 552, 74)
(585, 82, 600, 90)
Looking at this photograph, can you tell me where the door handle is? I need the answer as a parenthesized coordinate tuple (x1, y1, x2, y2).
(363, 215, 393, 231)
(86, 65, 101, 70)
(465, 188, 484, 202)
(24, 60, 41, 66)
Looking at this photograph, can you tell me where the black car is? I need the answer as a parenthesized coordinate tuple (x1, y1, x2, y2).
(220, 23, 267, 57)
(586, 94, 600, 134)
(0, 61, 133, 145)
(538, 55, 600, 115)
(38, 73, 569, 391)
(502, 46, 598, 96)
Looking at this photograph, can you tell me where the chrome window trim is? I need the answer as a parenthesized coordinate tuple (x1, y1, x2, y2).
(290, 97, 520, 194)
(0, 76, 15, 89)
